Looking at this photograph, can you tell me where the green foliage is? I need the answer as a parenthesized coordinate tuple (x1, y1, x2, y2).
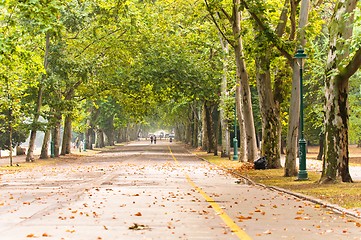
(1, 0, 359, 156)
(0, 122, 28, 150)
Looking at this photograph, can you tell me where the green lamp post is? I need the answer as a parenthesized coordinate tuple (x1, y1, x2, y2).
(233, 97, 238, 161)
(50, 140, 55, 158)
(294, 47, 308, 180)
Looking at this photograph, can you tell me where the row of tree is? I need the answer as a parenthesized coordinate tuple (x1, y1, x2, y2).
(0, 0, 360, 183)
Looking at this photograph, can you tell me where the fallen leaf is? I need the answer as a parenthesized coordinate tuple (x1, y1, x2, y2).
(129, 223, 150, 230)
(237, 215, 252, 220)
(134, 212, 142, 216)
(296, 210, 304, 215)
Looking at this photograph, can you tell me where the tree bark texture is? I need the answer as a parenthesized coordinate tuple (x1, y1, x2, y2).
(284, 62, 300, 177)
(52, 112, 61, 157)
(103, 115, 115, 146)
(321, 0, 357, 183)
(192, 104, 199, 148)
(256, 55, 282, 169)
(204, 102, 215, 154)
(95, 128, 105, 148)
(236, 85, 246, 162)
(232, 2, 258, 162)
(61, 115, 72, 155)
(284, 0, 310, 176)
(40, 129, 50, 159)
(202, 104, 209, 151)
(219, 35, 230, 158)
(213, 109, 220, 156)
(317, 134, 324, 160)
(26, 33, 50, 162)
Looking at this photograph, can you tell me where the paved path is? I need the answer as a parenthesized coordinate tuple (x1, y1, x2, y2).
(0, 141, 360, 239)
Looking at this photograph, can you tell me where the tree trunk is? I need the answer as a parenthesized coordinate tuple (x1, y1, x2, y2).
(192, 104, 199, 148)
(40, 129, 50, 159)
(219, 35, 230, 158)
(284, 62, 300, 176)
(61, 115, 72, 155)
(232, 1, 258, 162)
(284, 0, 310, 176)
(204, 102, 215, 154)
(213, 109, 220, 156)
(104, 115, 115, 146)
(186, 108, 193, 145)
(26, 32, 50, 162)
(53, 112, 61, 157)
(202, 104, 209, 151)
(317, 133, 324, 160)
(320, 0, 358, 183)
(236, 86, 246, 162)
(85, 118, 93, 150)
(256, 54, 282, 169)
(95, 128, 105, 148)
(9, 111, 13, 166)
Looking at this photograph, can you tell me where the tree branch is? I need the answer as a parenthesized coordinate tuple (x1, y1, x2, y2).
(275, 0, 289, 37)
(74, 28, 127, 58)
(239, 0, 293, 63)
(339, 47, 361, 81)
(204, 0, 235, 48)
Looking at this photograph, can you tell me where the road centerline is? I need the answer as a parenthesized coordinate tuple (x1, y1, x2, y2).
(168, 146, 252, 240)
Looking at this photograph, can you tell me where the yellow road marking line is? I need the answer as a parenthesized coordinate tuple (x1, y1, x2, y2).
(168, 146, 252, 240)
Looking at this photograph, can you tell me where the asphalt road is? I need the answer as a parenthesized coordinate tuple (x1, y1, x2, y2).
(0, 141, 360, 240)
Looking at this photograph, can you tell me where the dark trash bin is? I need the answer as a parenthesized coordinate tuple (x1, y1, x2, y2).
(254, 156, 267, 170)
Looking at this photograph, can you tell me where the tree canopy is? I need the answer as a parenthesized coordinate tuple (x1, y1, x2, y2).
(1, 0, 360, 183)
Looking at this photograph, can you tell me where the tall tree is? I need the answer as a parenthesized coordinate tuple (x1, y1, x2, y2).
(205, 0, 258, 162)
(238, 0, 311, 173)
(219, 35, 231, 158)
(321, 0, 361, 183)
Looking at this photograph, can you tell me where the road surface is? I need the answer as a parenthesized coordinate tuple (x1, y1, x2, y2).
(0, 141, 360, 239)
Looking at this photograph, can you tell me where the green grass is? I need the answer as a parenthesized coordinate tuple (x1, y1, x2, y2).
(196, 151, 361, 210)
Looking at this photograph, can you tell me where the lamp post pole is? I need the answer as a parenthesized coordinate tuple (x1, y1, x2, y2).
(295, 48, 308, 180)
(50, 140, 55, 158)
(233, 98, 238, 161)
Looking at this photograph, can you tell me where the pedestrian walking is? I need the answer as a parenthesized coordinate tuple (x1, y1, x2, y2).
(154, 135, 157, 144)
(150, 135, 154, 144)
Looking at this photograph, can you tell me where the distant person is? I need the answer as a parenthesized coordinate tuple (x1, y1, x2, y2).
(150, 135, 154, 144)
(154, 135, 157, 144)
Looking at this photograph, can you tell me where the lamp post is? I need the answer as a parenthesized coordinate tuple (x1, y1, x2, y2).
(233, 97, 238, 161)
(50, 140, 55, 158)
(294, 47, 308, 180)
